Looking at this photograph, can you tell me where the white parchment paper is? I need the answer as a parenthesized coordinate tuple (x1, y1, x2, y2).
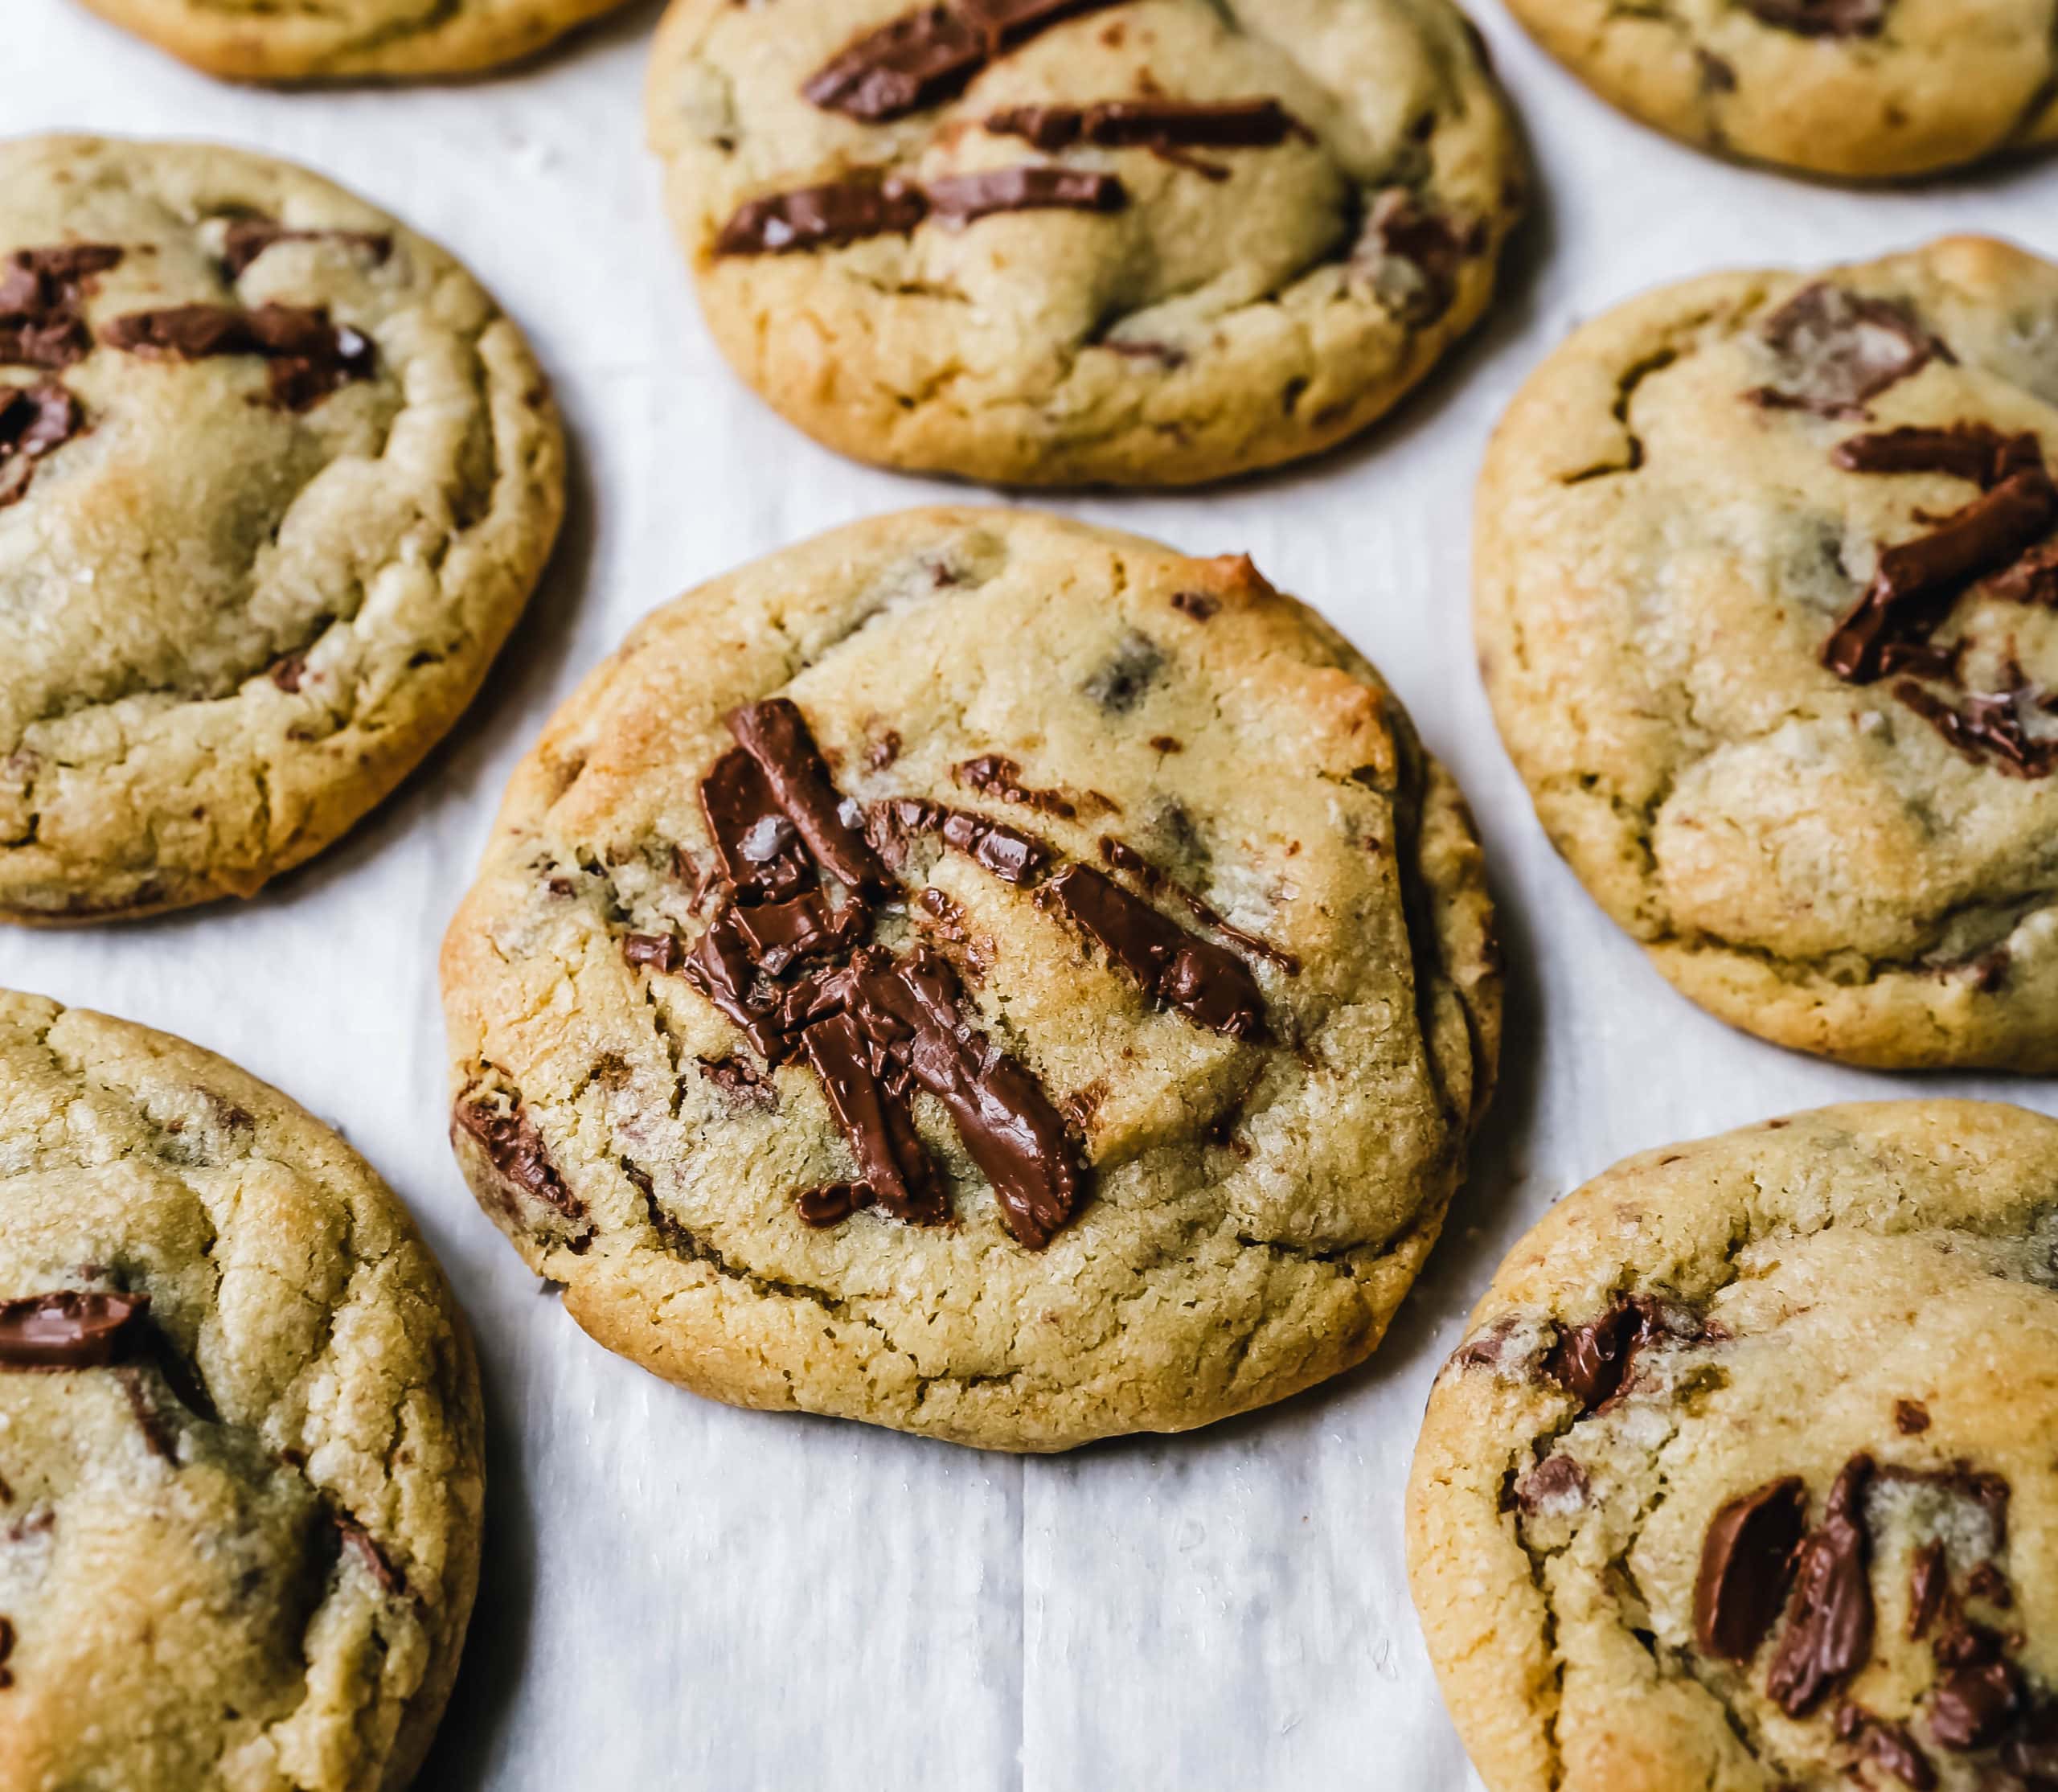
(5, 5, 2056, 1782)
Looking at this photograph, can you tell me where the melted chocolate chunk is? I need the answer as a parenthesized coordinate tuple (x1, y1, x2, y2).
(0, 1291, 151, 1370)
(1544, 1298, 1663, 1412)
(1517, 1453, 1590, 1514)
(795, 1179, 873, 1227)
(700, 746, 815, 904)
(715, 179, 929, 256)
(1695, 1475, 1809, 1662)
(1040, 863, 1266, 1040)
(733, 891, 864, 974)
(100, 303, 375, 412)
(217, 219, 392, 281)
(1751, 285, 1946, 419)
(623, 931, 684, 974)
(797, 1010, 948, 1224)
(2000, 1702, 2058, 1779)
(1908, 1541, 1948, 1640)
(1099, 836, 1301, 974)
(0, 1613, 10, 1687)
(879, 798, 1052, 885)
(1357, 189, 1485, 324)
(985, 96, 1308, 152)
(683, 904, 794, 1060)
(1966, 1560, 2012, 1607)
(1894, 1397, 1933, 1435)
(1895, 679, 2058, 779)
(1449, 1317, 1519, 1371)
(953, 754, 1077, 818)
(1766, 1454, 1876, 1717)
(0, 382, 84, 508)
(453, 1097, 587, 1221)
(728, 699, 892, 896)
(1930, 1658, 2023, 1751)
(1834, 424, 2041, 489)
(1836, 1706, 1936, 1789)
(1823, 470, 2057, 683)
(801, 0, 1122, 121)
(1739, 0, 1886, 34)
(924, 166, 1125, 225)
(0, 243, 122, 368)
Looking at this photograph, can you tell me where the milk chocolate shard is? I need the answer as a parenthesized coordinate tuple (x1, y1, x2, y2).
(0, 1290, 152, 1370)
(727, 699, 892, 896)
(1765, 1454, 1876, 1716)
(713, 167, 1125, 257)
(1694, 1476, 1808, 1661)
(100, 302, 375, 412)
(0, 243, 124, 369)
(1749, 284, 1947, 419)
(984, 97, 1309, 153)
(452, 1094, 588, 1224)
(801, 0, 1124, 123)
(0, 382, 85, 507)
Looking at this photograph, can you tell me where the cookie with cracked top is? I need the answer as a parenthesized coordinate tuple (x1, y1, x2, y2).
(0, 989, 483, 1790)
(72, 0, 636, 80)
(645, 0, 1525, 486)
(1476, 236, 2058, 1071)
(1408, 1101, 2058, 1792)
(0, 136, 564, 925)
(440, 507, 1501, 1450)
(1502, 0, 2058, 179)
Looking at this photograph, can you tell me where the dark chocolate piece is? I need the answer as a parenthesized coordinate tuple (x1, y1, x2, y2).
(0, 1291, 151, 1370)
(100, 302, 375, 412)
(217, 219, 392, 281)
(1965, 1560, 2012, 1607)
(683, 904, 795, 1060)
(453, 1097, 587, 1221)
(1929, 1658, 2022, 1751)
(1894, 1397, 1933, 1434)
(698, 1055, 777, 1108)
(1833, 424, 2041, 489)
(699, 745, 815, 905)
(1739, 0, 1885, 35)
(1040, 863, 1266, 1040)
(1358, 189, 1485, 324)
(801, 0, 1121, 122)
(623, 932, 684, 974)
(1766, 1454, 1876, 1717)
(879, 797, 1053, 885)
(954, 753, 1077, 818)
(0, 381, 84, 508)
(1694, 1475, 1808, 1661)
(985, 97, 1308, 152)
(715, 179, 929, 256)
(732, 891, 864, 975)
(795, 1179, 873, 1227)
(1099, 836, 1301, 974)
(0, 1612, 11, 1687)
(1516, 1454, 1590, 1514)
(1544, 1298, 1658, 1412)
(1170, 589, 1218, 621)
(1908, 1541, 1948, 1640)
(728, 699, 892, 896)
(1751, 284, 1945, 418)
(1835, 1706, 1935, 1790)
(923, 166, 1125, 225)
(798, 1010, 947, 1224)
(0, 243, 122, 369)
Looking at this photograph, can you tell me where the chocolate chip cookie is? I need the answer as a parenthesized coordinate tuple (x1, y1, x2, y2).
(440, 507, 1500, 1450)
(646, 0, 1525, 486)
(1476, 236, 2058, 1071)
(1502, 0, 2058, 180)
(1408, 1101, 2058, 1792)
(74, 0, 634, 80)
(0, 989, 484, 1790)
(0, 136, 564, 925)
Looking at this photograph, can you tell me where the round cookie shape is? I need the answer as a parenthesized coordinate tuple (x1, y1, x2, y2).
(72, 0, 635, 80)
(646, 0, 1525, 486)
(1476, 236, 2058, 1071)
(1502, 0, 2058, 181)
(0, 135, 565, 925)
(440, 507, 1501, 1450)
(0, 990, 484, 1791)
(1408, 1102, 2058, 1792)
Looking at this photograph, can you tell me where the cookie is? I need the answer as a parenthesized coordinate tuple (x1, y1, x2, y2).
(1502, 0, 2058, 180)
(1408, 1101, 2058, 1792)
(1475, 236, 2058, 1071)
(646, 0, 1524, 486)
(0, 135, 564, 925)
(73, 0, 634, 80)
(0, 990, 484, 1790)
(440, 507, 1500, 1450)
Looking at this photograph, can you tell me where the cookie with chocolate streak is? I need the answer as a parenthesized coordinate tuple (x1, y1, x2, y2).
(1409, 1102, 2058, 1792)
(1476, 236, 2058, 1069)
(646, 0, 1524, 485)
(441, 508, 1501, 1449)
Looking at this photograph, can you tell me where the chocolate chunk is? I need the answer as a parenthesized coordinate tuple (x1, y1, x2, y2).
(1739, 0, 1885, 35)
(1823, 470, 2057, 683)
(953, 754, 1077, 818)
(1544, 1298, 1658, 1411)
(1081, 632, 1165, 715)
(1908, 1541, 1948, 1639)
(1895, 1398, 1933, 1434)
(683, 904, 795, 1060)
(798, 1010, 947, 1224)
(1990, 539, 2058, 606)
(1695, 1476, 1809, 1661)
(1449, 1317, 1519, 1371)
(985, 96, 1309, 152)
(923, 166, 1125, 225)
(0, 382, 84, 509)
(698, 1055, 777, 1108)
(1894, 679, 2058, 779)
(1517, 1453, 1591, 1515)
(1170, 590, 1218, 621)
(883, 798, 1054, 885)
(795, 1179, 873, 1227)
(1930, 1659, 2023, 1751)
(868, 730, 903, 770)
(0, 243, 122, 369)
(1834, 424, 2042, 489)
(1041, 863, 1266, 1040)
(1751, 284, 1945, 418)
(0, 1614, 12, 1690)
(1098, 836, 1301, 974)
(715, 178, 929, 256)
(217, 219, 392, 280)
(1358, 189, 1485, 324)
(100, 303, 375, 412)
(623, 932, 684, 974)
(801, 0, 1121, 121)
(728, 699, 892, 898)
(0, 1291, 151, 1370)
(336, 1516, 409, 1597)
(1766, 1454, 1876, 1717)
(700, 745, 815, 905)
(452, 1097, 587, 1221)
(732, 891, 864, 975)
(1836, 1707, 1937, 1790)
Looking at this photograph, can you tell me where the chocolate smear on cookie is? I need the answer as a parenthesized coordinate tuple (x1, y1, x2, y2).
(0, 243, 122, 368)
(0, 1291, 152, 1370)
(728, 699, 894, 896)
(802, 0, 1123, 122)
(1766, 1454, 1876, 1716)
(1749, 284, 1947, 419)
(101, 302, 375, 412)
(1694, 1475, 1809, 1661)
